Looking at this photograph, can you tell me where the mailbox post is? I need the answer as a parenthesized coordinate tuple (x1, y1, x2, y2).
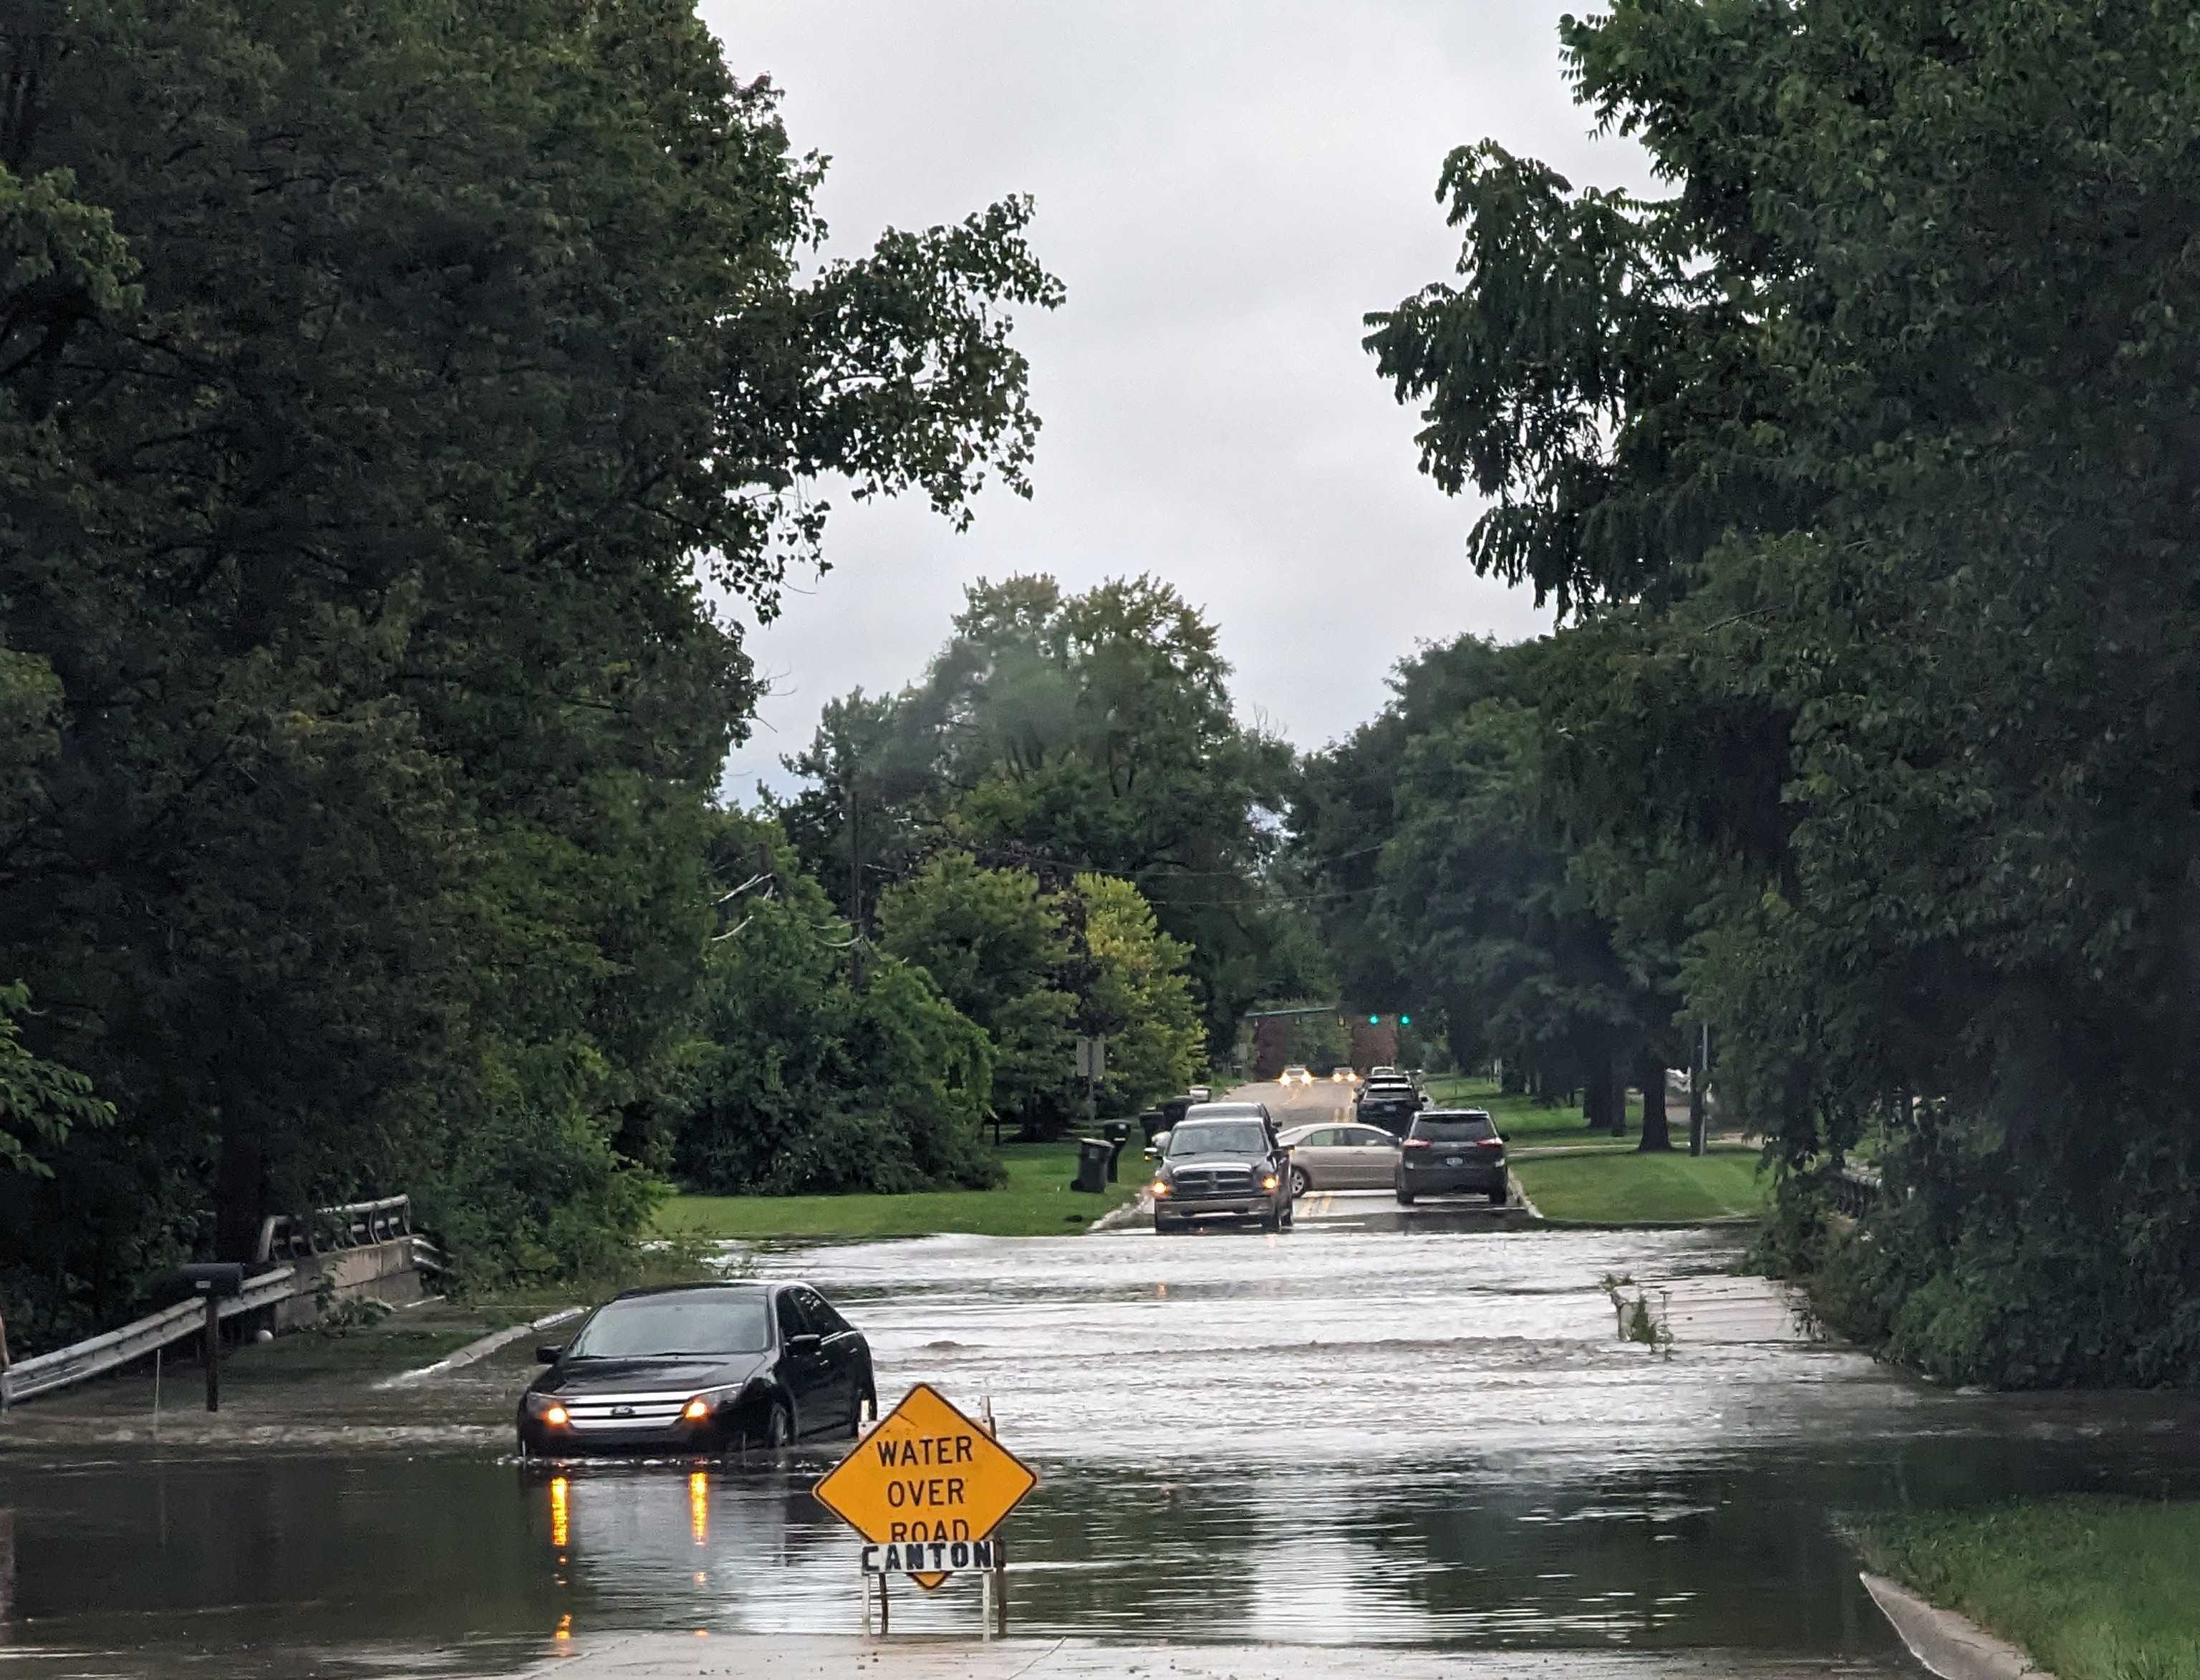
(179, 1264, 243, 1412)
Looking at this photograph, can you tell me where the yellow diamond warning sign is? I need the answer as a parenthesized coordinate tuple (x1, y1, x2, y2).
(810, 1382, 1038, 1589)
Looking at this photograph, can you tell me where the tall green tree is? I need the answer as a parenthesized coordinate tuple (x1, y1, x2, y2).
(1370, 0, 2200, 1382)
(877, 854, 1078, 1133)
(1069, 874, 1206, 1115)
(676, 814, 1000, 1196)
(786, 575, 1298, 1053)
(0, 0, 1056, 1341)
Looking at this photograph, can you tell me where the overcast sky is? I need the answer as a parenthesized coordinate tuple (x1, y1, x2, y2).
(699, 1, 1655, 797)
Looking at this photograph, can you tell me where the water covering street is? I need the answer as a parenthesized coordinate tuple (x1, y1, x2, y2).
(2, 1161, 2196, 1676)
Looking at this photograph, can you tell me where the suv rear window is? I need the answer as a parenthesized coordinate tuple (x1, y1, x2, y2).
(1412, 1114, 1496, 1143)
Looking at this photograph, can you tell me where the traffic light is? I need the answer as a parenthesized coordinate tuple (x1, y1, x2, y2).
(1399, 1013, 1412, 1026)
(1368, 1013, 1379, 1025)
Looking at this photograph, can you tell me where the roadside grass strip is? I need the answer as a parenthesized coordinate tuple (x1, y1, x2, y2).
(1855, 1497, 2200, 1680)
(1421, 1076, 1645, 1147)
(661, 1139, 1144, 1242)
(1511, 1147, 1767, 1225)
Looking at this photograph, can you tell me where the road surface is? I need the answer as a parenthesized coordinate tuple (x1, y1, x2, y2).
(1, 1080, 2194, 1677)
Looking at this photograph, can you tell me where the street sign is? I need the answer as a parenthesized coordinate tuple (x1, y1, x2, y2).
(810, 1383, 1038, 1590)
(1074, 1035, 1106, 1080)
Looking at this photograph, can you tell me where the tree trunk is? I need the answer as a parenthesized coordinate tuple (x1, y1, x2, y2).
(213, 1121, 266, 1264)
(1637, 1058, 1672, 1152)
(1583, 1073, 1608, 1131)
(1608, 1055, 1629, 1136)
(1688, 1025, 1709, 1155)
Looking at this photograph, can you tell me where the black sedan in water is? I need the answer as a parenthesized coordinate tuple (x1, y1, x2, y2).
(516, 1281, 875, 1457)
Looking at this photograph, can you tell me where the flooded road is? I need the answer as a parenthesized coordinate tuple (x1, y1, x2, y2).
(2, 1208, 2196, 1677)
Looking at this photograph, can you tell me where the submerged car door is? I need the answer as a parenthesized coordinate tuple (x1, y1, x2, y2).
(795, 1286, 861, 1426)
(1346, 1125, 1401, 1187)
(773, 1290, 837, 1434)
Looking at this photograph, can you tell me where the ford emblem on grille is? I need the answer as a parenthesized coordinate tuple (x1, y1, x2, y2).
(611, 1405, 635, 1417)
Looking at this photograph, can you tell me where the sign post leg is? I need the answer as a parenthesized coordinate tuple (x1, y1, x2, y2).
(861, 1562, 872, 1636)
(877, 1573, 889, 1636)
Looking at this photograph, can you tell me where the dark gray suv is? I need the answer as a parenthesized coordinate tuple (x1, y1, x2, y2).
(1149, 1104, 1294, 1234)
(1394, 1109, 1509, 1206)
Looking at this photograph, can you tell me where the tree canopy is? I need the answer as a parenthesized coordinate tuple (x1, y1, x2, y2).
(1368, 0, 2200, 1383)
(0, 0, 1056, 1346)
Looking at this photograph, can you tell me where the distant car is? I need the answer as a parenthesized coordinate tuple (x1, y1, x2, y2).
(516, 1281, 874, 1457)
(1395, 1109, 1509, 1207)
(1278, 1121, 1400, 1195)
(1149, 1104, 1293, 1234)
(1329, 1068, 1360, 1084)
(1354, 1079, 1423, 1134)
(1368, 1066, 1400, 1080)
(1279, 1065, 1313, 1086)
(1187, 1085, 1213, 1101)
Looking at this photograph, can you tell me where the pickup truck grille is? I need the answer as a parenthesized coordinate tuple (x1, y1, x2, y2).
(1174, 1167, 1257, 1196)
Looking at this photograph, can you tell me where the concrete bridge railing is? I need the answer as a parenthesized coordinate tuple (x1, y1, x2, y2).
(2, 1192, 441, 1406)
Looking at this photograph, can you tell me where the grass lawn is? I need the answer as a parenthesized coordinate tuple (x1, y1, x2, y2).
(660, 1139, 1143, 1242)
(1856, 1497, 2200, 1680)
(1512, 1145, 1767, 1223)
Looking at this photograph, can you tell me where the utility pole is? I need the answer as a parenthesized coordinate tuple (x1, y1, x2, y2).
(844, 758, 864, 985)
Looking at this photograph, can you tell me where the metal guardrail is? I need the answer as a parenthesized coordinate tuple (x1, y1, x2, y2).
(1828, 1164, 1883, 1220)
(256, 1194, 412, 1263)
(1, 1265, 295, 1406)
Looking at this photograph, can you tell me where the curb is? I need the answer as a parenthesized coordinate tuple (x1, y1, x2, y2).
(373, 1305, 583, 1389)
(1086, 1189, 1152, 1234)
(1861, 1572, 2056, 1680)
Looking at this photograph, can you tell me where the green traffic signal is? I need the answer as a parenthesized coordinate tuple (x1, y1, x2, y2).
(1368, 1013, 1379, 1025)
(1399, 1013, 1412, 1026)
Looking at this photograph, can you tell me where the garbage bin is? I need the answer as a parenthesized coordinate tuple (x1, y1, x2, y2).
(1101, 1121, 1131, 1182)
(1073, 1137, 1111, 1194)
(1137, 1108, 1167, 1147)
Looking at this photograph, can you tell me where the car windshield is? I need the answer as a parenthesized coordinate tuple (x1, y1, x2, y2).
(1168, 1122, 1268, 1157)
(566, 1293, 771, 1358)
(1364, 1086, 1414, 1101)
(1415, 1116, 1496, 1143)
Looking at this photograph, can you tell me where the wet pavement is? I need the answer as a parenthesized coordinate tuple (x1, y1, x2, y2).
(2, 1095, 2196, 1677)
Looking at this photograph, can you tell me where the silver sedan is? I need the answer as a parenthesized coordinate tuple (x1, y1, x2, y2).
(1278, 1121, 1403, 1197)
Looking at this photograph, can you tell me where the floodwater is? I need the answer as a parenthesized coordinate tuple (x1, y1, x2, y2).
(1, 1207, 2195, 1678)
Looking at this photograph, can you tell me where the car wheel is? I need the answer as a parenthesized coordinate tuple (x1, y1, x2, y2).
(1290, 1166, 1311, 1199)
(1280, 1197, 1294, 1230)
(1488, 1185, 1507, 1207)
(1395, 1185, 1415, 1206)
(747, 1399, 793, 1451)
(1154, 1214, 1179, 1235)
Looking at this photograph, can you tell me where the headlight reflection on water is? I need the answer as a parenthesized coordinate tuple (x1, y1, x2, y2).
(549, 1475, 571, 1550)
(689, 1471, 709, 1547)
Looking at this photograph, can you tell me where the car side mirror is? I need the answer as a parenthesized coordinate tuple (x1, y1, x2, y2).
(535, 1344, 564, 1364)
(787, 1332, 824, 1356)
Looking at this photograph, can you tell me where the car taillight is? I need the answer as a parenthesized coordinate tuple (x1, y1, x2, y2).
(1403, 1139, 1432, 1150)
(1477, 1138, 1505, 1149)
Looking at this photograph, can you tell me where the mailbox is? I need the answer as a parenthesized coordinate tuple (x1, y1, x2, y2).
(180, 1263, 246, 1298)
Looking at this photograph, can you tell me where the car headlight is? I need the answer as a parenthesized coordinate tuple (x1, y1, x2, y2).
(526, 1393, 571, 1426)
(1151, 1177, 1172, 1197)
(680, 1382, 753, 1419)
(1260, 1173, 1280, 1192)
